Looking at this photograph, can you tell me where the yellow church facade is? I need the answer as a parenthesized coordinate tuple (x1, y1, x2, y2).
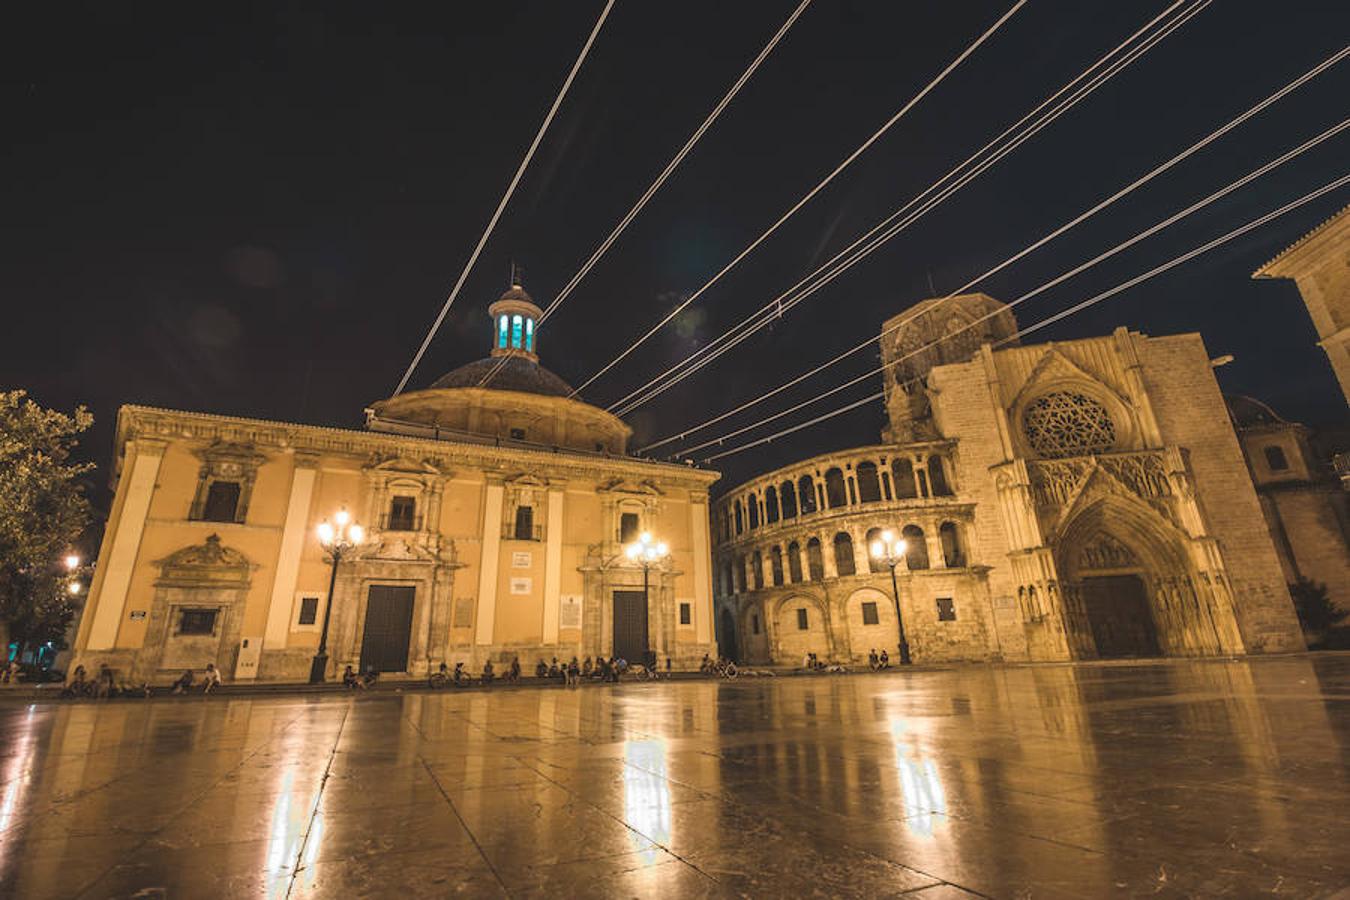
(72, 286, 719, 683)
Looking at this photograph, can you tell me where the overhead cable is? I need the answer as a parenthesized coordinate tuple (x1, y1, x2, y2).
(475, 0, 814, 390)
(568, 0, 1029, 397)
(700, 172, 1350, 463)
(639, 40, 1349, 441)
(392, 0, 617, 396)
(615, 0, 1209, 419)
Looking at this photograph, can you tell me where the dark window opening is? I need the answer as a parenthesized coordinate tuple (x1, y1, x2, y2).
(787, 541, 803, 583)
(200, 481, 241, 523)
(679, 602, 691, 625)
(752, 551, 764, 590)
(857, 462, 882, 503)
(509, 427, 526, 440)
(765, 486, 780, 524)
(806, 538, 825, 580)
(796, 608, 809, 630)
(1264, 445, 1289, 471)
(861, 601, 879, 625)
(936, 597, 956, 621)
(180, 608, 217, 635)
(892, 459, 917, 499)
(298, 596, 319, 626)
(771, 546, 784, 586)
(834, 532, 856, 576)
(752, 614, 761, 635)
(940, 522, 965, 568)
(514, 505, 535, 540)
(903, 525, 929, 569)
(748, 499, 760, 529)
(798, 476, 818, 514)
(388, 496, 416, 531)
(780, 481, 798, 518)
(825, 468, 848, 508)
(620, 512, 640, 544)
(928, 457, 953, 496)
(865, 527, 888, 573)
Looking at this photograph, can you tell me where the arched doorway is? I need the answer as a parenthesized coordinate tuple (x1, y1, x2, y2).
(1055, 496, 1222, 659)
(718, 607, 739, 663)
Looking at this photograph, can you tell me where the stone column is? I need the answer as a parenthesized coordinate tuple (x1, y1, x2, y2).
(541, 487, 565, 644)
(690, 495, 714, 646)
(926, 526, 947, 570)
(474, 481, 505, 646)
(260, 454, 319, 658)
(85, 439, 166, 651)
(852, 527, 871, 577)
(822, 533, 839, 579)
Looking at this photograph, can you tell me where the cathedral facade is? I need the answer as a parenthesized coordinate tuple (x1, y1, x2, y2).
(72, 285, 718, 683)
(711, 294, 1305, 665)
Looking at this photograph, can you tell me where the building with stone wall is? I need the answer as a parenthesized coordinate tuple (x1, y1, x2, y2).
(1253, 204, 1350, 408)
(72, 284, 718, 683)
(1227, 394, 1350, 622)
(712, 295, 1305, 665)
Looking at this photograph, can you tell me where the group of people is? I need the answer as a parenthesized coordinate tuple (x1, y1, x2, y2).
(342, 665, 381, 689)
(866, 648, 893, 670)
(1, 660, 21, 684)
(801, 652, 851, 674)
(61, 662, 222, 699)
(699, 653, 739, 678)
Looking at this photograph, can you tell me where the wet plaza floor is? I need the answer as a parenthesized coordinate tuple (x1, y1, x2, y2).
(2, 656, 1349, 899)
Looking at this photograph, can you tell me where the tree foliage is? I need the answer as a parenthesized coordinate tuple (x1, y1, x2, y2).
(0, 390, 94, 650)
(1289, 577, 1349, 649)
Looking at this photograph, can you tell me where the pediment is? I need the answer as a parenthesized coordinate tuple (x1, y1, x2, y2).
(194, 440, 266, 466)
(596, 478, 664, 497)
(365, 453, 445, 476)
(155, 534, 256, 584)
(1008, 346, 1127, 413)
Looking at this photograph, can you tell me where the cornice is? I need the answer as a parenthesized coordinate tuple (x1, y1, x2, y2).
(1252, 203, 1350, 277)
(113, 404, 719, 489)
(716, 439, 959, 499)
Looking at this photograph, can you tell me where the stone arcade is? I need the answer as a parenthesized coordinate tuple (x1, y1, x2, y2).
(712, 294, 1306, 665)
(72, 284, 718, 682)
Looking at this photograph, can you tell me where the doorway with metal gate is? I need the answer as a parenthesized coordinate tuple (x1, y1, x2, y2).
(1081, 574, 1161, 658)
(612, 590, 649, 665)
(359, 584, 415, 673)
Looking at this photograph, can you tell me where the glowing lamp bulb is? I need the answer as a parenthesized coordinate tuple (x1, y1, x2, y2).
(347, 524, 365, 545)
(625, 544, 640, 560)
(881, 530, 894, 544)
(655, 542, 668, 558)
(334, 508, 350, 527)
(870, 541, 884, 559)
(67, 581, 82, 595)
(64, 554, 81, 571)
(317, 521, 335, 544)
(896, 539, 908, 556)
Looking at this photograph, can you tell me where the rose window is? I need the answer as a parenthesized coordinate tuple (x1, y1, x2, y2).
(1022, 391, 1117, 458)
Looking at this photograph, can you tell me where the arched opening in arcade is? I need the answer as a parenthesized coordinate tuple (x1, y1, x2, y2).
(718, 607, 739, 663)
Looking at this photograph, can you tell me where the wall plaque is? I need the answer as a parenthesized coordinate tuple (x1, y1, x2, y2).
(510, 577, 532, 595)
(559, 594, 583, 629)
(511, 551, 532, 568)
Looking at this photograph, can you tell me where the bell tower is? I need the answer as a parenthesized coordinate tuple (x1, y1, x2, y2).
(488, 281, 543, 362)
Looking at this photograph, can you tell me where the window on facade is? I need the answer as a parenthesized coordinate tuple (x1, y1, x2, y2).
(508, 427, 526, 441)
(1022, 390, 1117, 458)
(733, 502, 744, 535)
(936, 597, 956, 621)
(857, 462, 882, 503)
(733, 555, 746, 593)
(787, 541, 803, 583)
(200, 481, 241, 523)
(796, 608, 809, 630)
(179, 608, 217, 635)
(861, 601, 879, 625)
(1264, 445, 1289, 471)
(798, 475, 818, 514)
(388, 496, 416, 531)
(771, 546, 784, 586)
(748, 498, 760, 530)
(892, 459, 917, 499)
(806, 537, 825, 580)
(752, 551, 764, 590)
(903, 525, 929, 570)
(780, 481, 798, 518)
(765, 486, 779, 524)
(679, 602, 691, 625)
(752, 614, 761, 635)
(928, 456, 952, 496)
(514, 505, 535, 540)
(940, 522, 965, 567)
(833, 532, 856, 576)
(619, 512, 640, 544)
(297, 596, 319, 626)
(525, 317, 534, 352)
(511, 314, 524, 349)
(865, 527, 888, 573)
(825, 468, 848, 508)
(498, 314, 509, 348)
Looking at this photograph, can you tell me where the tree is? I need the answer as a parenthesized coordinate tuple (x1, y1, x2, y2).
(0, 391, 93, 659)
(1289, 577, 1349, 649)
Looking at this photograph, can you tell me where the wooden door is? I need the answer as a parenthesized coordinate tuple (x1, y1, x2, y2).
(359, 585, 416, 673)
(611, 590, 649, 665)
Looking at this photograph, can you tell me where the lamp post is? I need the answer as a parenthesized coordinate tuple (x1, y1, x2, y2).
(311, 507, 365, 684)
(624, 532, 668, 664)
(869, 530, 912, 665)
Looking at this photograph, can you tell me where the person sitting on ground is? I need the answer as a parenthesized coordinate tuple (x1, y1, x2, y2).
(171, 669, 194, 695)
(62, 665, 88, 698)
(878, 649, 890, 669)
(96, 663, 116, 698)
(362, 666, 379, 688)
(582, 657, 593, 678)
(343, 665, 361, 689)
(548, 657, 560, 679)
(509, 656, 522, 683)
(868, 649, 879, 671)
(481, 659, 495, 685)
(567, 657, 580, 687)
(202, 662, 222, 694)
(699, 653, 712, 673)
(615, 656, 628, 678)
(535, 659, 548, 679)
(452, 661, 467, 685)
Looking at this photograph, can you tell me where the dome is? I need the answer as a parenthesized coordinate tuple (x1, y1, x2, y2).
(1225, 394, 1288, 429)
(429, 355, 573, 397)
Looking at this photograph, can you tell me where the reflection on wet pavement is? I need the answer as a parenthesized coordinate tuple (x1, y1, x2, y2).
(2, 656, 1349, 898)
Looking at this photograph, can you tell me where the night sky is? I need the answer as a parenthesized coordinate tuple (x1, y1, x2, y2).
(6, 0, 1349, 510)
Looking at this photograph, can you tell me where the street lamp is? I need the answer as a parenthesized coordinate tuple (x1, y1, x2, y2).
(311, 507, 365, 684)
(625, 532, 668, 660)
(869, 530, 912, 665)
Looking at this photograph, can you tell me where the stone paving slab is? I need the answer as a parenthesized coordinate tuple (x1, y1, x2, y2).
(0, 655, 1348, 898)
